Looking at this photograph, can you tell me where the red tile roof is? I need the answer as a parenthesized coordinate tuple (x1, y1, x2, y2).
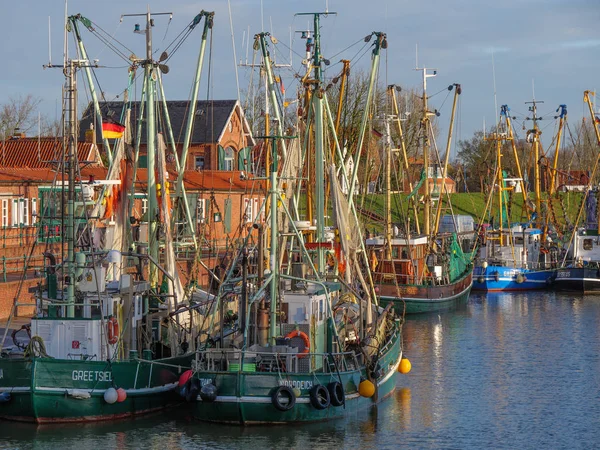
(0, 138, 103, 169)
(0, 167, 265, 193)
(135, 169, 266, 192)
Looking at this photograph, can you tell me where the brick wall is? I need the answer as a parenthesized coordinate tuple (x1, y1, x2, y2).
(0, 278, 39, 320)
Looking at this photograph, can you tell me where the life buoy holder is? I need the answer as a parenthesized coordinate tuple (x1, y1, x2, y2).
(285, 330, 310, 358)
(107, 317, 119, 345)
(309, 384, 330, 410)
(271, 386, 296, 411)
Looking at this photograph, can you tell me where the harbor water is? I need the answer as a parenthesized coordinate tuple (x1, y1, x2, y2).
(1, 291, 599, 449)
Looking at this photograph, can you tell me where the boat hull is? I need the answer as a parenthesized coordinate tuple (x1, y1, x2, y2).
(0, 355, 192, 423)
(190, 328, 402, 424)
(378, 271, 473, 314)
(553, 267, 600, 293)
(472, 265, 554, 291)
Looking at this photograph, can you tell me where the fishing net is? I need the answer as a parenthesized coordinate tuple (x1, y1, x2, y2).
(448, 233, 472, 281)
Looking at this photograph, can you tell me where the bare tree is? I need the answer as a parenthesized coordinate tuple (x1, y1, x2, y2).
(0, 95, 43, 138)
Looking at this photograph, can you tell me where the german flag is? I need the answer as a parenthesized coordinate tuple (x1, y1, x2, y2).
(102, 120, 125, 139)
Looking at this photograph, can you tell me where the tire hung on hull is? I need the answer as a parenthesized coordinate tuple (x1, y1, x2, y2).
(271, 386, 296, 411)
(327, 381, 344, 407)
(309, 384, 330, 410)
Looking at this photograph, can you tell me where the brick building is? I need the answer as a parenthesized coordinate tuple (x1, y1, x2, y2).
(0, 164, 266, 319)
(0, 137, 104, 318)
(80, 99, 256, 172)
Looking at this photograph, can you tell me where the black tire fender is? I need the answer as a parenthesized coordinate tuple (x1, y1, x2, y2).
(309, 384, 331, 410)
(271, 386, 296, 411)
(327, 381, 344, 407)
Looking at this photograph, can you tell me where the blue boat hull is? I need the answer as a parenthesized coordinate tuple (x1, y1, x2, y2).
(472, 265, 555, 291)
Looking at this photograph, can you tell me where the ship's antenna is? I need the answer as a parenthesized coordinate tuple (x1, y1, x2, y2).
(492, 51, 498, 127)
(38, 112, 41, 162)
(260, 0, 264, 32)
(415, 43, 418, 69)
(63, 0, 68, 66)
(48, 16, 52, 66)
(289, 26, 292, 65)
(245, 25, 250, 64)
(483, 117, 486, 139)
(227, 0, 241, 101)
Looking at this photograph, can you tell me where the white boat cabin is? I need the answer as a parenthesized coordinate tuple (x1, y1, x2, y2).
(569, 229, 600, 263)
(479, 226, 556, 269)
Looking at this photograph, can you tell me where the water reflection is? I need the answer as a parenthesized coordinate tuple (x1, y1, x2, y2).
(3, 292, 600, 448)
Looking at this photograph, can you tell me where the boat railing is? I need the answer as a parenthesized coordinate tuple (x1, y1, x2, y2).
(486, 257, 558, 270)
(192, 348, 360, 375)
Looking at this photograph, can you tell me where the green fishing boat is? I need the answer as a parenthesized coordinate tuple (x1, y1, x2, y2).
(185, 12, 405, 425)
(0, 9, 215, 423)
(366, 75, 473, 314)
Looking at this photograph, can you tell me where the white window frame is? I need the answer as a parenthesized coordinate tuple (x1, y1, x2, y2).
(197, 198, 207, 224)
(2, 199, 8, 227)
(243, 198, 253, 223)
(31, 198, 37, 222)
(11, 199, 18, 227)
(224, 146, 234, 171)
(22, 198, 29, 226)
(141, 198, 148, 216)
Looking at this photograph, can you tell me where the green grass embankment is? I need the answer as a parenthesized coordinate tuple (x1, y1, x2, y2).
(358, 191, 585, 232)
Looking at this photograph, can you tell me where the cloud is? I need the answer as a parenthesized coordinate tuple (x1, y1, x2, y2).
(558, 39, 600, 50)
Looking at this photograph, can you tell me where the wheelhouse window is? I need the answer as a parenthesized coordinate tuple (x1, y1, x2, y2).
(583, 239, 594, 251)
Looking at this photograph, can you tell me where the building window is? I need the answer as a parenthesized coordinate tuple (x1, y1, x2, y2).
(243, 198, 253, 223)
(31, 198, 37, 221)
(197, 198, 208, 224)
(2, 199, 8, 227)
(23, 199, 29, 226)
(141, 198, 148, 220)
(12, 199, 18, 227)
(224, 146, 234, 171)
(195, 155, 205, 170)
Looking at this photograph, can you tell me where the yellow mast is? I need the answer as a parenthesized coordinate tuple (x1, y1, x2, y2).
(502, 105, 531, 221)
(417, 67, 437, 236)
(549, 105, 567, 195)
(384, 118, 393, 260)
(325, 60, 350, 214)
(584, 91, 600, 145)
(433, 84, 461, 235)
(525, 99, 543, 228)
(388, 85, 420, 234)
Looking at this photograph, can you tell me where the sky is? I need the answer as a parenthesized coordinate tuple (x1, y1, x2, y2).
(1, 0, 600, 158)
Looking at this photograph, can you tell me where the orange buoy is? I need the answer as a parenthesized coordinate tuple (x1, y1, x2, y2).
(399, 358, 412, 374)
(359, 379, 375, 398)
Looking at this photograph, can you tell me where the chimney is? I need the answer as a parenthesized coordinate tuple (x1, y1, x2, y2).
(11, 127, 24, 139)
(85, 123, 95, 143)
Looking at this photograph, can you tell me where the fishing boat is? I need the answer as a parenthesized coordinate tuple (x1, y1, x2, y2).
(0, 9, 214, 423)
(472, 104, 560, 291)
(185, 12, 405, 425)
(553, 91, 600, 293)
(366, 75, 473, 314)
